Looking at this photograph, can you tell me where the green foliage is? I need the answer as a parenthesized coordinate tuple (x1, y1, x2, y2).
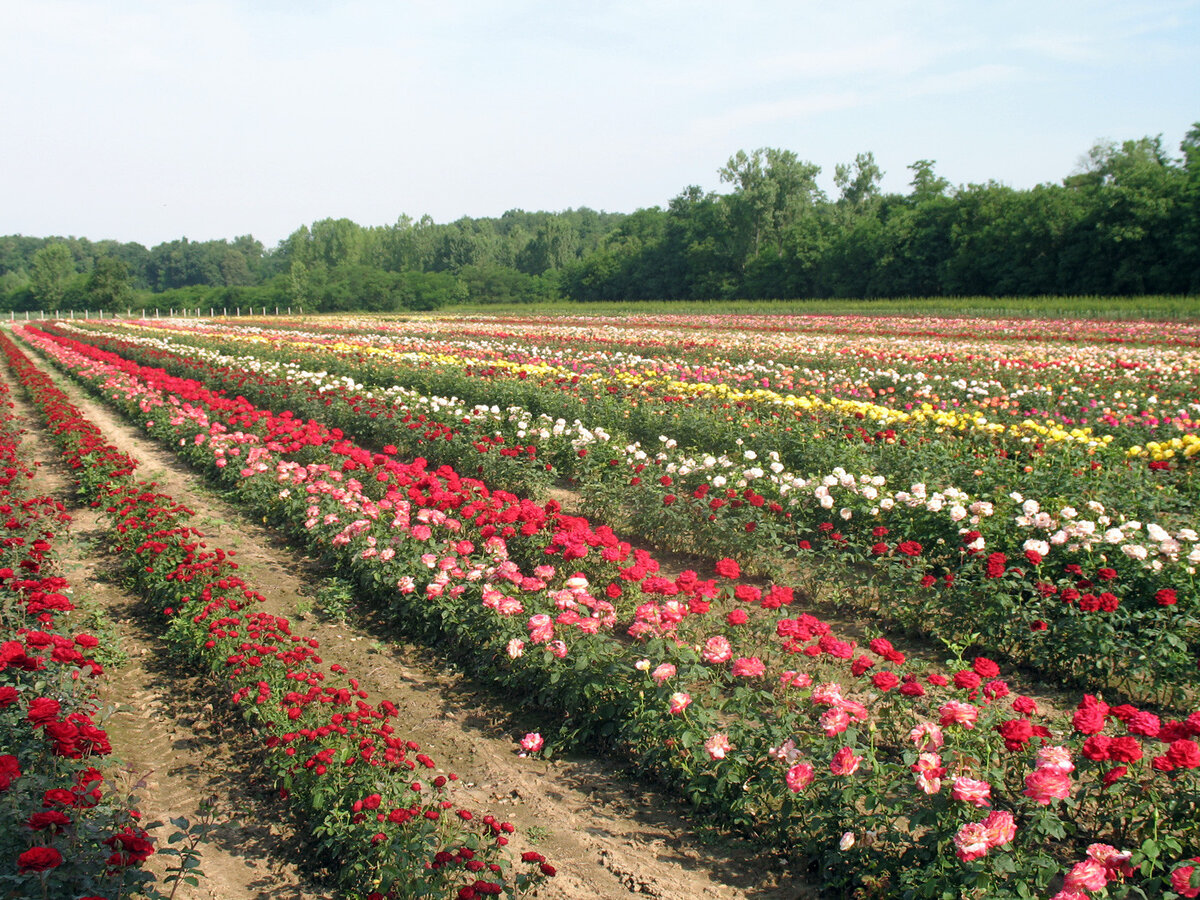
(1, 123, 1198, 312)
(86, 256, 134, 309)
(30, 242, 76, 306)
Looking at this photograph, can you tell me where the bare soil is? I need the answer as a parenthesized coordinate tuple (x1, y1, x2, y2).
(7, 357, 818, 899)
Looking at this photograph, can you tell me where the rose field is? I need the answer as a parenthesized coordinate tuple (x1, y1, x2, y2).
(2, 310, 1199, 900)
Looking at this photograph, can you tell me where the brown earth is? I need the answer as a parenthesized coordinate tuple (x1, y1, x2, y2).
(6, 350, 819, 899)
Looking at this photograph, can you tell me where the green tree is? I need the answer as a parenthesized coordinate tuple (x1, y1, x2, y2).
(30, 242, 76, 306)
(1174, 123, 1200, 291)
(86, 256, 133, 309)
(834, 152, 884, 209)
(718, 148, 823, 268)
(516, 217, 579, 275)
(907, 160, 951, 203)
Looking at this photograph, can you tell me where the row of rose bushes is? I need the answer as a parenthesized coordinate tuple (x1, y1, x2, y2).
(57, 322, 1198, 702)
(203, 312, 1200, 443)
(177, 313, 1200, 460)
(0, 346, 173, 898)
(68, 319, 1190, 538)
(19, 323, 1200, 899)
(0, 330, 554, 900)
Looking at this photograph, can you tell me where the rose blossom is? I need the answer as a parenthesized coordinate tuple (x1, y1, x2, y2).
(704, 733, 733, 760)
(951, 776, 992, 808)
(909, 722, 945, 750)
(953, 822, 991, 861)
(830, 746, 863, 776)
(731, 656, 766, 677)
(1063, 859, 1108, 893)
(1170, 858, 1200, 898)
(668, 692, 691, 714)
(1035, 745, 1075, 775)
(938, 701, 978, 729)
(981, 809, 1016, 847)
(785, 762, 814, 792)
(912, 752, 945, 794)
(1023, 767, 1072, 805)
(702, 635, 733, 664)
(820, 707, 851, 737)
(651, 663, 676, 683)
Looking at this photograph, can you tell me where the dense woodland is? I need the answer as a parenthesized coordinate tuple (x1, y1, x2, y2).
(2, 126, 1198, 312)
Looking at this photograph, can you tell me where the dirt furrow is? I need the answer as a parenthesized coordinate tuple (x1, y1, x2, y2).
(9, 348, 815, 899)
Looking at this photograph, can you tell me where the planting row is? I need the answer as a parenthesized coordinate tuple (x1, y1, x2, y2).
(18, 322, 1200, 899)
(0, 345, 175, 898)
(0, 329, 555, 900)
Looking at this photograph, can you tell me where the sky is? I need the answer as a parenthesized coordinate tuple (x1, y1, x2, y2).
(1, 0, 1197, 249)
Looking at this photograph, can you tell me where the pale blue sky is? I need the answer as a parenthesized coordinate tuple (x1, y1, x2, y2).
(2, 0, 1197, 248)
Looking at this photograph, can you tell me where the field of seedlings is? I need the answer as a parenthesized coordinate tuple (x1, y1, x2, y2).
(2, 311, 1198, 900)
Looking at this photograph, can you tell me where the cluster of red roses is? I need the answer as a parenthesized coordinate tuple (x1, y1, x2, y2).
(0, 337, 161, 898)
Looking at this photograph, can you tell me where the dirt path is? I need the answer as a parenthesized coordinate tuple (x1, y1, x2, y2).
(8, 350, 817, 899)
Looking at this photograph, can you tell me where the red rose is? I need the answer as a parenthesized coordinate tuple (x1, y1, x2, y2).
(1082, 735, 1112, 761)
(1108, 736, 1144, 763)
(26, 696, 61, 727)
(997, 718, 1035, 751)
(1073, 697, 1108, 735)
(1166, 739, 1200, 770)
(1127, 711, 1161, 738)
(953, 670, 981, 690)
(18, 846, 63, 872)
(714, 558, 740, 579)
(872, 671, 900, 691)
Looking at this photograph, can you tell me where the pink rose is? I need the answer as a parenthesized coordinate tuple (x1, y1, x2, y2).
(704, 733, 732, 760)
(829, 746, 863, 776)
(702, 635, 733, 664)
(1024, 768, 1072, 805)
(785, 762, 814, 792)
(951, 776, 992, 808)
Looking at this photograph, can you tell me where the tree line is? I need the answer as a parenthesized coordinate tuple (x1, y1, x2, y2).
(2, 125, 1197, 312)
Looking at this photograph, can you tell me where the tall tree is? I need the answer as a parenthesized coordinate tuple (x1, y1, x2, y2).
(29, 242, 75, 306)
(834, 152, 884, 209)
(85, 256, 133, 309)
(907, 160, 951, 202)
(719, 148, 823, 268)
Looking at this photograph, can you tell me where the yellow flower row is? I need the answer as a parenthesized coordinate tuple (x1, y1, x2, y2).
(125, 325, 1119, 452)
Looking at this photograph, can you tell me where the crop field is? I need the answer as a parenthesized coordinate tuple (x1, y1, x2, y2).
(2, 310, 1198, 900)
